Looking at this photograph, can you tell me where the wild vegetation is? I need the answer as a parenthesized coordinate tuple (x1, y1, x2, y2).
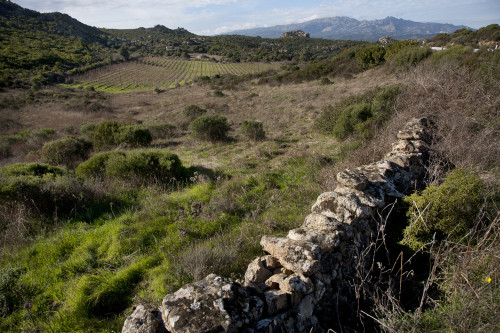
(0, 3, 499, 331)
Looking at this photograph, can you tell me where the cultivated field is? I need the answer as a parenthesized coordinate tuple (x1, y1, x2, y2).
(69, 57, 280, 92)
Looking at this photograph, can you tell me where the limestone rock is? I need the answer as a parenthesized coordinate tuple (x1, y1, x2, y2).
(264, 273, 287, 290)
(397, 117, 432, 143)
(245, 257, 273, 285)
(260, 236, 321, 276)
(287, 227, 341, 252)
(161, 274, 263, 333)
(122, 304, 166, 333)
(303, 213, 341, 230)
(264, 255, 282, 270)
(279, 274, 313, 295)
(336, 168, 369, 190)
(264, 289, 288, 315)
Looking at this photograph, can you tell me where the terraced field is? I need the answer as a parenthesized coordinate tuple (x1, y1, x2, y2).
(69, 57, 280, 92)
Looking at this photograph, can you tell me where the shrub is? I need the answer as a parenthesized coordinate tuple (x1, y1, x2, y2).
(91, 121, 121, 150)
(401, 169, 490, 251)
(392, 46, 432, 68)
(241, 120, 265, 141)
(385, 41, 419, 60)
(41, 136, 92, 168)
(315, 85, 401, 140)
(190, 115, 230, 142)
(356, 46, 386, 69)
(75, 151, 124, 179)
(431, 45, 474, 63)
(146, 123, 177, 140)
(117, 126, 152, 147)
(76, 150, 186, 184)
(332, 103, 372, 139)
(0, 163, 94, 219)
(182, 105, 206, 120)
(80, 122, 97, 139)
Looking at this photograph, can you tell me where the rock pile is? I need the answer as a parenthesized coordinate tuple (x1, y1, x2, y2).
(281, 30, 310, 38)
(122, 117, 432, 333)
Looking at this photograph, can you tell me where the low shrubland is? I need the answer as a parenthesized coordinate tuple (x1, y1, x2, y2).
(0, 33, 498, 333)
(41, 136, 92, 168)
(76, 149, 187, 185)
(241, 120, 266, 141)
(190, 115, 231, 142)
(315, 85, 401, 140)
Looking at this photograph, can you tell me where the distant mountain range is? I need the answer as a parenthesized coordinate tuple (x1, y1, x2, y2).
(226, 16, 471, 41)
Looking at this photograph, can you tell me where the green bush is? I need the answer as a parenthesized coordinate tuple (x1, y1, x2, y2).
(0, 163, 94, 218)
(91, 121, 121, 150)
(41, 136, 92, 168)
(356, 46, 386, 69)
(75, 151, 124, 179)
(401, 169, 489, 251)
(332, 103, 372, 139)
(182, 105, 206, 120)
(146, 123, 177, 140)
(431, 45, 474, 63)
(190, 115, 230, 142)
(117, 126, 152, 148)
(76, 150, 186, 184)
(80, 122, 97, 139)
(241, 120, 265, 141)
(385, 41, 419, 60)
(315, 85, 401, 140)
(393, 46, 432, 68)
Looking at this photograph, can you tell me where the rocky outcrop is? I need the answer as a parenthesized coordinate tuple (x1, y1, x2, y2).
(281, 30, 310, 38)
(122, 117, 432, 333)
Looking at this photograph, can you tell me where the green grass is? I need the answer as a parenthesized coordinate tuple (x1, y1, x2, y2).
(0, 144, 324, 331)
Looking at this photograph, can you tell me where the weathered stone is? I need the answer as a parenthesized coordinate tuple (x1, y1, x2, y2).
(311, 192, 339, 220)
(397, 117, 432, 143)
(287, 227, 341, 252)
(390, 139, 429, 157)
(260, 236, 321, 276)
(279, 274, 313, 295)
(245, 257, 273, 284)
(161, 274, 263, 333)
(264, 255, 282, 270)
(264, 273, 287, 290)
(336, 168, 369, 190)
(302, 213, 341, 230)
(122, 304, 166, 333)
(254, 315, 290, 333)
(264, 289, 288, 315)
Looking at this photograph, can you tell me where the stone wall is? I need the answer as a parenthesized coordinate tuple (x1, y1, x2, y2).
(122, 117, 432, 333)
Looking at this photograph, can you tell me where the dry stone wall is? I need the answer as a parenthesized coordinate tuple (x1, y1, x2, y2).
(122, 117, 433, 333)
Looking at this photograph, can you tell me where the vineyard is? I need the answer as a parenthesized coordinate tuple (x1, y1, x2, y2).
(68, 57, 280, 92)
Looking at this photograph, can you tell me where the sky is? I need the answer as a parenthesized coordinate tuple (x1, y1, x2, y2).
(15, 0, 500, 35)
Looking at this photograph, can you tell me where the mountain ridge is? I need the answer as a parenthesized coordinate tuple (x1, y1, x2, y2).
(226, 16, 471, 41)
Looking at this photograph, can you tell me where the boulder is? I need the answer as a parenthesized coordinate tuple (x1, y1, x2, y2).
(260, 236, 321, 276)
(264, 289, 288, 315)
(287, 227, 341, 252)
(245, 257, 273, 285)
(122, 304, 166, 333)
(161, 274, 263, 333)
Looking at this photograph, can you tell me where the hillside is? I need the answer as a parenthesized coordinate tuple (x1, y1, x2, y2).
(0, 34, 499, 331)
(227, 16, 470, 41)
(0, 0, 364, 88)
